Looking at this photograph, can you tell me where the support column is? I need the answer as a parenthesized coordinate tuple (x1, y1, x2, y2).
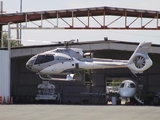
(0, 25, 2, 47)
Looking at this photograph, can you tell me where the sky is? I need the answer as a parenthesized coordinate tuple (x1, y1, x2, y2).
(2, 0, 160, 46)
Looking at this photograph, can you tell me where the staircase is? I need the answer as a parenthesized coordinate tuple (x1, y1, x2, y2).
(134, 95, 144, 104)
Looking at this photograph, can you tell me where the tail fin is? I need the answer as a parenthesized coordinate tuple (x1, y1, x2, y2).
(127, 42, 153, 73)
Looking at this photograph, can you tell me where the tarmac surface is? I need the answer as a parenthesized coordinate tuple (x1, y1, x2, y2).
(0, 105, 159, 120)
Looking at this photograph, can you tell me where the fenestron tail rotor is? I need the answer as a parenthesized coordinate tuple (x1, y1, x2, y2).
(127, 42, 152, 73)
(133, 55, 146, 69)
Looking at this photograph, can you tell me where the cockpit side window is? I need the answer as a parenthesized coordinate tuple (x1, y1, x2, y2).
(120, 83, 125, 88)
(44, 54, 54, 63)
(34, 55, 45, 64)
(130, 83, 136, 88)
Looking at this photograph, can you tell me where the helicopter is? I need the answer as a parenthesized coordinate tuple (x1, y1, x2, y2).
(26, 40, 153, 81)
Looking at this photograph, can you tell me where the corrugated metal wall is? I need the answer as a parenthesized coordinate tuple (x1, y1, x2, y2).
(11, 56, 41, 103)
(0, 50, 10, 104)
(147, 53, 160, 93)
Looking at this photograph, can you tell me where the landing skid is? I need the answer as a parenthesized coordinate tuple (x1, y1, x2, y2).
(38, 73, 75, 81)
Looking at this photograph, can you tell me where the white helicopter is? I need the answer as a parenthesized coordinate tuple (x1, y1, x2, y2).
(26, 40, 153, 81)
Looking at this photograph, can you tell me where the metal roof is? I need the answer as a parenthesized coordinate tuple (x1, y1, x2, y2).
(8, 40, 160, 58)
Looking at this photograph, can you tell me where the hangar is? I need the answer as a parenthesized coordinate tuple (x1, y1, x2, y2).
(7, 40, 160, 104)
(1, 6, 160, 105)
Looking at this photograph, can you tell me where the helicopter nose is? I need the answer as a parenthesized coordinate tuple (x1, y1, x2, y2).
(26, 59, 33, 70)
(26, 56, 37, 70)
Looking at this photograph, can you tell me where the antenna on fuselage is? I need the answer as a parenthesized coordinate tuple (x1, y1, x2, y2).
(64, 39, 75, 49)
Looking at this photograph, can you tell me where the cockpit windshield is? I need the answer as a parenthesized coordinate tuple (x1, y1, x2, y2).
(120, 82, 136, 88)
(34, 55, 45, 64)
(34, 54, 54, 64)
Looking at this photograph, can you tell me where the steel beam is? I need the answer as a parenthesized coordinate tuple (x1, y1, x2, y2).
(1, 6, 160, 30)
